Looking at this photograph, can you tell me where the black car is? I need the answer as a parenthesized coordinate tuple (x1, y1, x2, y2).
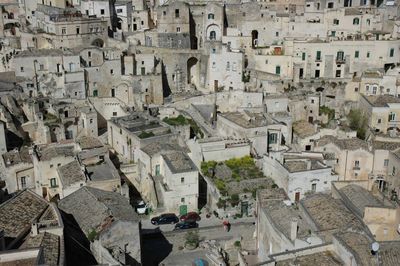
(151, 213, 179, 225)
(173, 221, 199, 230)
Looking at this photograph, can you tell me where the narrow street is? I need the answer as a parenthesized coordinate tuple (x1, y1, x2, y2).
(142, 221, 256, 265)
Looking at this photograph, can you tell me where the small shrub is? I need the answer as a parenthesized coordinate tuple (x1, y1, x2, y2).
(87, 229, 98, 242)
(185, 231, 200, 246)
(234, 240, 241, 248)
(138, 131, 155, 139)
(229, 194, 240, 207)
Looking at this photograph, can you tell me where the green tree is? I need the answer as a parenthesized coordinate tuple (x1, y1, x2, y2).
(347, 109, 368, 139)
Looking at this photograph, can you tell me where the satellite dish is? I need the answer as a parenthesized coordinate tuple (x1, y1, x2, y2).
(371, 242, 380, 253)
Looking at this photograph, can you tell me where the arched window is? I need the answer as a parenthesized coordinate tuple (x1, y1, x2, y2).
(208, 13, 214, 19)
(353, 17, 360, 25)
(209, 30, 216, 40)
(366, 19, 371, 26)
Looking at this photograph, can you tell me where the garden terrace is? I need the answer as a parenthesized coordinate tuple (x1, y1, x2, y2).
(201, 156, 275, 196)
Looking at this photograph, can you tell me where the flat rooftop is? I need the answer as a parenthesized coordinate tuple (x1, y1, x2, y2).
(141, 141, 187, 157)
(219, 111, 268, 128)
(86, 162, 119, 181)
(283, 159, 327, 172)
(162, 151, 197, 174)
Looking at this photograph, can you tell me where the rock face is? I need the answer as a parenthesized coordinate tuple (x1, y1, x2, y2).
(214, 163, 232, 181)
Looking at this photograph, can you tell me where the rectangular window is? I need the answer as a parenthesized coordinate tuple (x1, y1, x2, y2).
(100, 9, 105, 15)
(355, 51, 359, 58)
(384, 159, 389, 166)
(175, 9, 180, 18)
(302, 52, 306, 61)
(181, 197, 185, 203)
(392, 166, 396, 176)
(355, 160, 360, 167)
(275, 65, 281, 75)
(20, 67, 24, 72)
(113, 112, 117, 116)
(176, 27, 180, 33)
(390, 48, 395, 57)
(316, 51, 321, 61)
(117, 8, 123, 13)
(311, 183, 316, 192)
(367, 52, 370, 58)
(181, 177, 184, 183)
(336, 69, 341, 77)
(389, 112, 396, 121)
(76, 27, 80, 34)
(62, 28, 66, 34)
(155, 164, 160, 175)
(336, 51, 344, 61)
(21, 176, 26, 189)
(268, 133, 278, 144)
(275, 32, 279, 37)
(50, 178, 57, 188)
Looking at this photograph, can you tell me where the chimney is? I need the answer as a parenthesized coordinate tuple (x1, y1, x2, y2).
(307, 160, 312, 170)
(0, 229, 5, 251)
(31, 222, 39, 236)
(290, 218, 298, 241)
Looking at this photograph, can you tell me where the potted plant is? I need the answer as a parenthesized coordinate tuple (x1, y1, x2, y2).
(185, 231, 200, 250)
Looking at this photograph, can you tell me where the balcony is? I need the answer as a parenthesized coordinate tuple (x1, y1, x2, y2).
(336, 58, 346, 64)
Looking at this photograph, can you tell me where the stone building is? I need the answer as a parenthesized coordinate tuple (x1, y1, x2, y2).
(0, 189, 65, 265)
(315, 136, 374, 181)
(58, 186, 141, 265)
(263, 152, 337, 202)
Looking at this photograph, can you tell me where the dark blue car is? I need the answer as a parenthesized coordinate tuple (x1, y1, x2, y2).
(173, 221, 199, 230)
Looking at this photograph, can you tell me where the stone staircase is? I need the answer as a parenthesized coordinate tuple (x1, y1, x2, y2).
(179, 104, 218, 137)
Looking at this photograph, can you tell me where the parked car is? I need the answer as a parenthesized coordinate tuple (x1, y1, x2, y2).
(180, 212, 201, 223)
(174, 221, 199, 230)
(135, 201, 148, 215)
(151, 213, 179, 225)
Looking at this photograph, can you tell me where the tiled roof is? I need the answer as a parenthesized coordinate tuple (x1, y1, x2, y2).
(58, 187, 138, 234)
(301, 193, 364, 232)
(2, 147, 32, 167)
(37, 145, 75, 161)
(20, 232, 60, 266)
(276, 251, 344, 266)
(162, 151, 197, 173)
(0, 190, 48, 238)
(76, 136, 104, 150)
(57, 160, 86, 187)
(339, 185, 393, 217)
(317, 136, 369, 151)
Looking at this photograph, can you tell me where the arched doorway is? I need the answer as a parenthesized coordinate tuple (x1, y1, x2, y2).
(187, 57, 199, 88)
(251, 30, 258, 48)
(92, 38, 104, 47)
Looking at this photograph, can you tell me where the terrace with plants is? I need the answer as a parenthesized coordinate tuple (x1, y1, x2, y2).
(201, 156, 277, 211)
